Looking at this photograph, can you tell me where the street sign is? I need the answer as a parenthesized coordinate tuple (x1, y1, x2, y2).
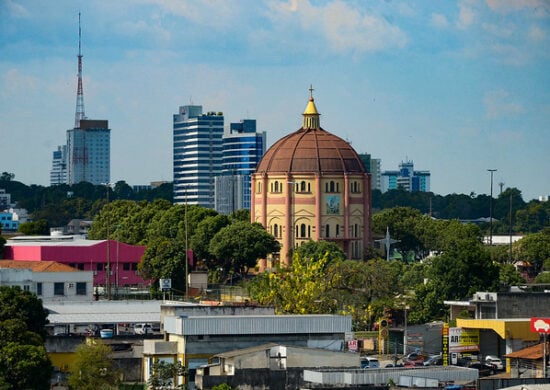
(159, 278, 172, 291)
(530, 317, 550, 333)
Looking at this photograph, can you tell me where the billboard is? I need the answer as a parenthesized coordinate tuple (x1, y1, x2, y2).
(449, 327, 480, 352)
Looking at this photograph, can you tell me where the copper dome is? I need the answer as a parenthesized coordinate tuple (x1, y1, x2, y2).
(256, 91, 365, 175)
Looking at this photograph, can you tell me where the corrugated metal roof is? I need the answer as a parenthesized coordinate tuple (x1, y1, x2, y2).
(45, 300, 163, 325)
(505, 342, 549, 360)
(303, 366, 479, 385)
(166, 314, 352, 335)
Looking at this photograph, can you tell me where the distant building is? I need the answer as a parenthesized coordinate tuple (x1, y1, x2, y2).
(50, 145, 67, 185)
(0, 211, 19, 231)
(0, 260, 94, 302)
(0, 189, 11, 210)
(173, 106, 224, 207)
(215, 119, 266, 214)
(66, 119, 111, 185)
(381, 159, 430, 193)
(3, 235, 148, 289)
(358, 154, 381, 191)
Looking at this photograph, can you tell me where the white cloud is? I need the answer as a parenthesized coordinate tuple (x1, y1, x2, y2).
(484, 90, 525, 119)
(268, 0, 407, 54)
(482, 22, 513, 38)
(529, 25, 546, 41)
(431, 13, 450, 28)
(457, 3, 475, 29)
(5, 0, 29, 18)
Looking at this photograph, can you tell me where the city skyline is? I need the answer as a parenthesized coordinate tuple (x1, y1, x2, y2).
(1, 1, 549, 201)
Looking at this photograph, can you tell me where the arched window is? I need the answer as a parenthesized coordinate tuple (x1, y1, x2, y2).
(336, 224, 340, 237)
(325, 183, 328, 192)
(336, 182, 339, 192)
(325, 224, 330, 238)
(274, 224, 279, 238)
(300, 223, 306, 238)
(295, 225, 299, 238)
(308, 225, 311, 237)
(330, 181, 335, 192)
(258, 182, 262, 193)
(274, 181, 279, 192)
(307, 183, 311, 192)
(300, 181, 306, 192)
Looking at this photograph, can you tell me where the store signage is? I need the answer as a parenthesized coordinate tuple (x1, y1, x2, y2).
(530, 317, 550, 333)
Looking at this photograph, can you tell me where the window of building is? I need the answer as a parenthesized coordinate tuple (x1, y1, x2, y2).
(54, 282, 64, 296)
(23, 285, 30, 292)
(77, 263, 84, 270)
(97, 263, 104, 271)
(37, 282, 42, 296)
(336, 224, 340, 237)
(258, 182, 262, 193)
(76, 282, 87, 295)
(131, 263, 138, 271)
(325, 224, 330, 238)
(274, 224, 279, 238)
(300, 223, 306, 238)
(123, 263, 130, 271)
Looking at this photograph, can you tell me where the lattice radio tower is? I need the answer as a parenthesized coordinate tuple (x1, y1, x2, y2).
(74, 12, 86, 128)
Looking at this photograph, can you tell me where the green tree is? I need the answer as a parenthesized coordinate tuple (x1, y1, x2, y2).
(409, 239, 499, 324)
(0, 288, 52, 390)
(147, 360, 186, 390)
(209, 221, 280, 280)
(513, 230, 550, 275)
(372, 207, 428, 260)
(0, 286, 49, 338)
(189, 214, 231, 268)
(17, 219, 49, 235)
(292, 240, 346, 263)
(0, 342, 52, 390)
(498, 263, 526, 288)
(67, 341, 121, 390)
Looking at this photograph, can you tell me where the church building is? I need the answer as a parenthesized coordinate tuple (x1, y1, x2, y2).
(251, 89, 372, 267)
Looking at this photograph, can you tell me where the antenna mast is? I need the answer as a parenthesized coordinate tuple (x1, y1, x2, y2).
(74, 12, 86, 128)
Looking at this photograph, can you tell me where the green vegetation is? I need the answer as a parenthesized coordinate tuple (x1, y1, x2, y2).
(0, 286, 52, 390)
(67, 341, 121, 390)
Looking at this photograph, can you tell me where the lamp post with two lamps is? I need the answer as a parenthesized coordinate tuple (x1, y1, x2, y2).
(487, 169, 497, 246)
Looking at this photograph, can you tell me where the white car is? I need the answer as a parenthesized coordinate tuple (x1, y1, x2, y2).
(134, 323, 152, 335)
(360, 356, 380, 369)
(485, 355, 504, 370)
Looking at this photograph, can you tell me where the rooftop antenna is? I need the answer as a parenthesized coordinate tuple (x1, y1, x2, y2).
(74, 12, 86, 128)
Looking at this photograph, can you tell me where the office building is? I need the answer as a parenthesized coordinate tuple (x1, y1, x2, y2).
(358, 154, 381, 191)
(381, 159, 430, 193)
(66, 119, 111, 185)
(50, 145, 67, 186)
(215, 119, 266, 214)
(173, 106, 224, 207)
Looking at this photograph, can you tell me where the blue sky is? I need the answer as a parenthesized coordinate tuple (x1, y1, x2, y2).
(1, 0, 549, 201)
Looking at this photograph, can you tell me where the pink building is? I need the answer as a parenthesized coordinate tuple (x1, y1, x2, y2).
(4, 236, 149, 288)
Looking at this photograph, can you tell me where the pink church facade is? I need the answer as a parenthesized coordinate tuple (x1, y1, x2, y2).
(4, 237, 149, 288)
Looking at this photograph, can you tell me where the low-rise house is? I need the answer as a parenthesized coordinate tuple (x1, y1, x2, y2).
(144, 313, 352, 388)
(0, 260, 93, 302)
(504, 341, 550, 378)
(195, 343, 360, 389)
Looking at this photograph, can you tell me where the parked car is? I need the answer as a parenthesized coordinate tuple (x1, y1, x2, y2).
(134, 323, 152, 335)
(484, 355, 504, 370)
(423, 355, 443, 366)
(403, 352, 425, 366)
(360, 356, 380, 369)
(468, 362, 496, 377)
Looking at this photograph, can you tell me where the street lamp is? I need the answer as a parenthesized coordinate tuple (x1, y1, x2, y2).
(487, 169, 497, 245)
(101, 182, 113, 300)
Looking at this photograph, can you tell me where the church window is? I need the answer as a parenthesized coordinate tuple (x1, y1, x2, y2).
(325, 224, 330, 238)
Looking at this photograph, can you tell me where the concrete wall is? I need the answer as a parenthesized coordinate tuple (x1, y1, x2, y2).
(497, 293, 550, 318)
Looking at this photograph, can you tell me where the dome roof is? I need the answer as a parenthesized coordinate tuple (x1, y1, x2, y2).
(256, 89, 365, 175)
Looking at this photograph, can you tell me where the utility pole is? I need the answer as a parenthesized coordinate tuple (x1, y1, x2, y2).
(487, 169, 497, 245)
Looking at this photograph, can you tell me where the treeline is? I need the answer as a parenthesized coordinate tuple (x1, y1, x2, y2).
(0, 172, 548, 234)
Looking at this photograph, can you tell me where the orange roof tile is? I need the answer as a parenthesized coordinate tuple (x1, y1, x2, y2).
(0, 260, 79, 272)
(505, 342, 549, 360)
